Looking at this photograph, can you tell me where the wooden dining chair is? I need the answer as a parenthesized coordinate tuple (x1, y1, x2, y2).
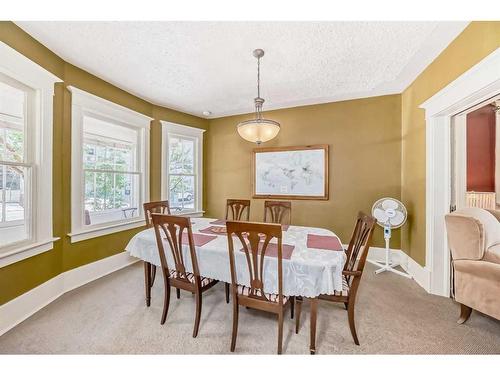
(225, 199, 250, 221)
(151, 213, 219, 338)
(296, 212, 376, 345)
(226, 221, 297, 354)
(224, 199, 251, 303)
(142, 201, 171, 307)
(264, 200, 292, 225)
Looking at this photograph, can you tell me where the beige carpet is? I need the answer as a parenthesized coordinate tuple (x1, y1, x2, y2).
(1, 262, 499, 354)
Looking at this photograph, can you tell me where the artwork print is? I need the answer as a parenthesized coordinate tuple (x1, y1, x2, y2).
(253, 145, 328, 200)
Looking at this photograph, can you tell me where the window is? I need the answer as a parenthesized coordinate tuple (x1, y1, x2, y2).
(0, 42, 60, 267)
(69, 87, 151, 243)
(161, 121, 204, 216)
(168, 136, 195, 212)
(0, 77, 31, 248)
(83, 116, 140, 226)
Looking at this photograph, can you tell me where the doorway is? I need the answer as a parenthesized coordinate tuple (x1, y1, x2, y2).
(451, 96, 500, 212)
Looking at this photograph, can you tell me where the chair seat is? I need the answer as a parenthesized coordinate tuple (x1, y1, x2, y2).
(333, 277, 350, 296)
(236, 284, 289, 303)
(169, 270, 214, 287)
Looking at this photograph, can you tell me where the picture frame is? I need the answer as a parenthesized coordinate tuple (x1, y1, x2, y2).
(252, 144, 329, 200)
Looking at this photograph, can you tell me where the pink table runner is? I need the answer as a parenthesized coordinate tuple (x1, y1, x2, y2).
(209, 219, 226, 225)
(208, 220, 289, 231)
(199, 226, 228, 235)
(240, 242, 295, 260)
(307, 234, 343, 251)
(180, 232, 217, 247)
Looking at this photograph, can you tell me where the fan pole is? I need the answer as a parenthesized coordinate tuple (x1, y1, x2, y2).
(385, 232, 390, 267)
(369, 224, 412, 278)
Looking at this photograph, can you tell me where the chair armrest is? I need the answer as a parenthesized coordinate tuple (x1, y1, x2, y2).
(486, 209, 500, 222)
(454, 259, 500, 283)
(445, 214, 485, 260)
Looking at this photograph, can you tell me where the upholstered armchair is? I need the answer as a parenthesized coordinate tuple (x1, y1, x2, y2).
(445, 208, 500, 323)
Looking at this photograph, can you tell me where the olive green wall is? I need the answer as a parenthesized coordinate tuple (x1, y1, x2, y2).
(205, 95, 402, 248)
(0, 22, 208, 305)
(401, 21, 500, 266)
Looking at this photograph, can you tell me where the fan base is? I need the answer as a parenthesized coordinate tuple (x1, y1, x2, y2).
(367, 260, 412, 279)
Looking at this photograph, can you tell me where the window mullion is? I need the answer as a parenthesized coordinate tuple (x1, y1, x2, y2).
(0, 160, 33, 168)
(93, 171, 97, 212)
(1, 164, 5, 222)
(113, 172, 116, 209)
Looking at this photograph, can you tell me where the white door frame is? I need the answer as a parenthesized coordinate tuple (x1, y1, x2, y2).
(451, 113, 467, 211)
(420, 47, 500, 297)
(495, 104, 500, 206)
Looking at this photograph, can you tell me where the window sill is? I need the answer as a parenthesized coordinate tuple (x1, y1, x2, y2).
(68, 219, 146, 243)
(0, 237, 60, 268)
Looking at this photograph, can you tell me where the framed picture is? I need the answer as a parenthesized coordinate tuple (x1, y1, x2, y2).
(252, 145, 329, 200)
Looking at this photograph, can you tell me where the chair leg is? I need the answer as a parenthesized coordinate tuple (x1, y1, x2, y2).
(161, 276, 170, 325)
(193, 291, 202, 338)
(144, 262, 151, 307)
(230, 300, 239, 352)
(290, 296, 295, 319)
(295, 297, 302, 334)
(347, 301, 359, 345)
(225, 282, 230, 304)
(457, 303, 472, 324)
(344, 302, 348, 311)
(277, 310, 284, 355)
(150, 265, 156, 287)
(176, 288, 180, 299)
(309, 298, 318, 354)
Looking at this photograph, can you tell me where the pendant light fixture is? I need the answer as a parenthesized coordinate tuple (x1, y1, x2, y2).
(237, 49, 280, 145)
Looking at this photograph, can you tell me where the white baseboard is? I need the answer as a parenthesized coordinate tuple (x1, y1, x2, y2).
(367, 246, 402, 264)
(366, 246, 431, 292)
(400, 255, 431, 292)
(0, 251, 139, 336)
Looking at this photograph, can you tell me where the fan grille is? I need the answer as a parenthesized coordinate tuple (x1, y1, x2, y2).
(371, 197, 407, 228)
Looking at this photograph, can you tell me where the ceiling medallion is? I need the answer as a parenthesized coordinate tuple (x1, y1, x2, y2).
(237, 49, 280, 145)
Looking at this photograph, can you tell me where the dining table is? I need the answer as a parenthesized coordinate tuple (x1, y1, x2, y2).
(125, 217, 346, 354)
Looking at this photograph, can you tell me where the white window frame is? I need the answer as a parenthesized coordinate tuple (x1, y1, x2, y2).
(161, 121, 204, 218)
(0, 42, 61, 268)
(68, 86, 152, 243)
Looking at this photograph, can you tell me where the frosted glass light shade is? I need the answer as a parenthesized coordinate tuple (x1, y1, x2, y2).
(237, 119, 280, 144)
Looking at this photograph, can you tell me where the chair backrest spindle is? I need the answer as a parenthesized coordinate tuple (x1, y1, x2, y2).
(226, 199, 251, 221)
(144, 201, 171, 227)
(343, 212, 377, 285)
(264, 201, 291, 225)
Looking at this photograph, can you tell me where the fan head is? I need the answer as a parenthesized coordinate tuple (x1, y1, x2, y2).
(371, 197, 407, 229)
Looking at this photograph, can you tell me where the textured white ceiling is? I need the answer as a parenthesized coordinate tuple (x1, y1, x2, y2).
(16, 21, 468, 118)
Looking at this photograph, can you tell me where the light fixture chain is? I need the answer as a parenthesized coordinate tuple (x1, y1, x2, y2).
(257, 56, 260, 98)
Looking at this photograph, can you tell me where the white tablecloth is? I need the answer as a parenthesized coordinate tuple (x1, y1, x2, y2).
(125, 218, 346, 298)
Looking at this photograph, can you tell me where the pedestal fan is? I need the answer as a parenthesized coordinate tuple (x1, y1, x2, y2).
(369, 197, 411, 278)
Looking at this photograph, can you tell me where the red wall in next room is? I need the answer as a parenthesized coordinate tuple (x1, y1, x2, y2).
(466, 105, 496, 192)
